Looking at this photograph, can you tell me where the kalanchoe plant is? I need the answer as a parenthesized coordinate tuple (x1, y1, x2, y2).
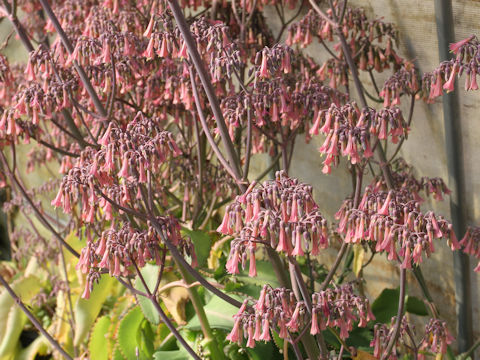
(0, 0, 478, 359)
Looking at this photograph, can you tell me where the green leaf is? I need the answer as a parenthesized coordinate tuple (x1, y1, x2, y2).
(271, 330, 284, 352)
(139, 321, 155, 358)
(74, 274, 115, 346)
(0, 276, 41, 339)
(234, 284, 262, 298)
(0, 275, 42, 359)
(153, 350, 191, 360)
(345, 327, 372, 349)
(236, 261, 281, 289)
(134, 264, 160, 325)
(186, 294, 240, 330)
(246, 341, 281, 360)
(353, 245, 365, 277)
(0, 306, 26, 359)
(405, 295, 428, 316)
(88, 316, 111, 360)
(446, 346, 455, 360)
(118, 307, 148, 360)
(113, 346, 126, 360)
(182, 229, 212, 268)
(371, 288, 400, 324)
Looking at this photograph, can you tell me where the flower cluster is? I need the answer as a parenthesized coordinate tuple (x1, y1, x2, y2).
(310, 283, 375, 338)
(0, 45, 81, 143)
(217, 172, 328, 275)
(370, 317, 410, 359)
(422, 35, 480, 102)
(287, 6, 403, 75)
(380, 61, 419, 107)
(371, 317, 453, 360)
(51, 112, 181, 220)
(418, 319, 454, 359)
(335, 186, 459, 268)
(221, 51, 347, 147)
(254, 44, 294, 79)
(315, 102, 407, 173)
(460, 226, 480, 272)
(76, 218, 194, 299)
(389, 159, 451, 202)
(227, 283, 374, 348)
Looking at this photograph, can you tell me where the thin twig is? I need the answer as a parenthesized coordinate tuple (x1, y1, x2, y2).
(169, 0, 244, 185)
(243, 107, 253, 180)
(187, 67, 242, 185)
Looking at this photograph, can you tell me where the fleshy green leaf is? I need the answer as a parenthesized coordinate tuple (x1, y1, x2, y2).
(0, 275, 42, 359)
(113, 346, 126, 360)
(186, 294, 240, 330)
(246, 341, 282, 360)
(236, 261, 281, 289)
(118, 307, 148, 360)
(139, 321, 155, 358)
(405, 295, 428, 316)
(0, 306, 26, 359)
(345, 327, 372, 349)
(153, 350, 191, 360)
(134, 264, 160, 325)
(74, 274, 115, 346)
(182, 229, 212, 268)
(88, 316, 111, 360)
(371, 288, 400, 324)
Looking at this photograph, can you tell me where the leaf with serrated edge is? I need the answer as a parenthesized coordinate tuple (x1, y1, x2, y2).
(113, 345, 126, 360)
(88, 316, 111, 360)
(108, 298, 132, 357)
(371, 288, 400, 324)
(153, 350, 191, 360)
(74, 274, 115, 346)
(118, 307, 147, 360)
